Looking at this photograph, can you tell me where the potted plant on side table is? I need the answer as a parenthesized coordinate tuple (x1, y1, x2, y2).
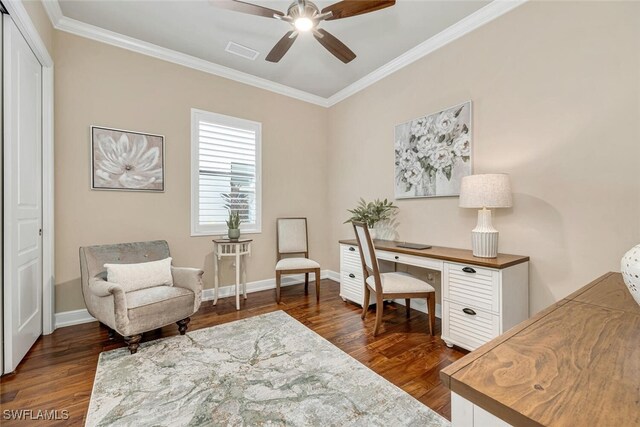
(344, 198, 398, 239)
(226, 211, 242, 241)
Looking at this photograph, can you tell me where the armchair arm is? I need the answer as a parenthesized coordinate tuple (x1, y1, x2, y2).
(88, 277, 129, 332)
(172, 267, 204, 312)
(89, 278, 125, 297)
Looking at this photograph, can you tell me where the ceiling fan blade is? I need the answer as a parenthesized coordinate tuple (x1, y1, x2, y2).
(313, 29, 356, 64)
(266, 31, 298, 63)
(321, 0, 395, 21)
(213, 0, 284, 18)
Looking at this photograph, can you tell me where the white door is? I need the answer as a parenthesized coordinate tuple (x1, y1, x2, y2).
(3, 15, 43, 374)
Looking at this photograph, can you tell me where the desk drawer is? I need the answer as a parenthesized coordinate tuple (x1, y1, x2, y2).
(341, 244, 361, 269)
(444, 300, 499, 350)
(341, 270, 365, 304)
(377, 250, 443, 271)
(444, 262, 499, 313)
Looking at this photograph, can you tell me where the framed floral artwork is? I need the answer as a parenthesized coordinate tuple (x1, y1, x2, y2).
(91, 126, 165, 192)
(394, 101, 472, 198)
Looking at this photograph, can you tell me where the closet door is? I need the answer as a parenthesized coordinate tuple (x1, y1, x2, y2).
(3, 14, 43, 373)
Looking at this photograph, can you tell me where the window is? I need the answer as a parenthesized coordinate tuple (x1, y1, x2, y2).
(191, 109, 262, 235)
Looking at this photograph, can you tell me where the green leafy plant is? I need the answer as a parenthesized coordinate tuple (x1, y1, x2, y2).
(226, 210, 242, 230)
(344, 198, 398, 228)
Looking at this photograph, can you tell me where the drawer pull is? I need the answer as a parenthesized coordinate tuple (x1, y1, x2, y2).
(395, 256, 400, 260)
(348, 273, 356, 278)
(349, 247, 356, 252)
(462, 267, 476, 274)
(462, 308, 477, 316)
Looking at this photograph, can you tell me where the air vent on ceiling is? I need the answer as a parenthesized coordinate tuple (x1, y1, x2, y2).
(225, 42, 259, 61)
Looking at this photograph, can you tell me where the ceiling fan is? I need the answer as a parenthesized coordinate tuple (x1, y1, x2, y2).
(216, 0, 396, 63)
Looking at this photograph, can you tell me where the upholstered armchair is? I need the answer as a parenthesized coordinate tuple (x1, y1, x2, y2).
(79, 240, 204, 354)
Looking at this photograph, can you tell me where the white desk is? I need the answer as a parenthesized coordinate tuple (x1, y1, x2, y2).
(213, 239, 252, 310)
(338, 239, 529, 351)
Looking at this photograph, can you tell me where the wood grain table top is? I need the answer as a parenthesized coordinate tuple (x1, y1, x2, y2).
(339, 239, 529, 269)
(440, 272, 640, 427)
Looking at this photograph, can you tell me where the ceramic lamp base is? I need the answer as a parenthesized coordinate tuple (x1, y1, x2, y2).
(471, 208, 499, 258)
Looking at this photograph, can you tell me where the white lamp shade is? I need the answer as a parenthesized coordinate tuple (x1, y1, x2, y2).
(459, 174, 513, 209)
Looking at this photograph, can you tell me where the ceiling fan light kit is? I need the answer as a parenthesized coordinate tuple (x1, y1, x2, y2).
(217, 0, 396, 63)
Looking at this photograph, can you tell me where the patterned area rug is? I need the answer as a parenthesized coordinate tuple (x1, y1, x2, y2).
(86, 311, 450, 426)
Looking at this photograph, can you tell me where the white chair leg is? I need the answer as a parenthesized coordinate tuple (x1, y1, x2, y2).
(242, 255, 248, 300)
(214, 254, 220, 306)
(235, 252, 240, 310)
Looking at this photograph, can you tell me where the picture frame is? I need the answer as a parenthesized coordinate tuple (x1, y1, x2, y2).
(394, 101, 473, 199)
(90, 126, 165, 192)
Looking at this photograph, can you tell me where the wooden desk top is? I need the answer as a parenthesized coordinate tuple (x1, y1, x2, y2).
(440, 272, 640, 427)
(339, 239, 529, 270)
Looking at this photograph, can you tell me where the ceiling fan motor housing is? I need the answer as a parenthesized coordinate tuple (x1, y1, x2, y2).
(287, 1, 320, 20)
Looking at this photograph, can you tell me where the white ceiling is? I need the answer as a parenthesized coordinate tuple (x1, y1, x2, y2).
(57, 0, 491, 98)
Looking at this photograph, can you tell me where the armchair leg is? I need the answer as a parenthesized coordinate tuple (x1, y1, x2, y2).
(124, 334, 142, 354)
(304, 273, 309, 294)
(405, 299, 411, 318)
(315, 268, 321, 303)
(177, 317, 191, 335)
(100, 322, 115, 340)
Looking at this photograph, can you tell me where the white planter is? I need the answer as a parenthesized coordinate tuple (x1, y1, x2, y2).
(621, 245, 640, 307)
(369, 228, 377, 240)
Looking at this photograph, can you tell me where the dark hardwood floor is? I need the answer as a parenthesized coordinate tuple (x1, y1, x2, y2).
(0, 280, 467, 426)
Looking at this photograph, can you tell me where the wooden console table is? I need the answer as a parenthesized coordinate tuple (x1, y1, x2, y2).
(339, 239, 529, 350)
(440, 272, 640, 427)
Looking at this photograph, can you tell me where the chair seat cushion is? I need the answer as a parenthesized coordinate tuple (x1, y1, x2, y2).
(125, 286, 195, 335)
(127, 286, 193, 309)
(366, 272, 435, 294)
(276, 257, 320, 271)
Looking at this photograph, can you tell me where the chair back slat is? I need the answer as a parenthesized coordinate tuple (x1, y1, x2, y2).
(352, 222, 382, 295)
(355, 225, 374, 271)
(277, 218, 309, 259)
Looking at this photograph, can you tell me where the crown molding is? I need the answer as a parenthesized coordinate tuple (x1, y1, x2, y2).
(41, 0, 526, 108)
(325, 0, 527, 106)
(42, 1, 330, 107)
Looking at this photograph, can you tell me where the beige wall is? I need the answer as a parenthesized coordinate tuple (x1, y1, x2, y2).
(327, 1, 640, 315)
(54, 32, 330, 312)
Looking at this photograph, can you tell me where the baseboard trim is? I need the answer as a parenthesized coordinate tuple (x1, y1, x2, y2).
(54, 270, 340, 329)
(55, 308, 97, 329)
(200, 269, 335, 301)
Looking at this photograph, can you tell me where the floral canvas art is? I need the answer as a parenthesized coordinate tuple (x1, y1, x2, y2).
(91, 126, 164, 192)
(394, 101, 472, 198)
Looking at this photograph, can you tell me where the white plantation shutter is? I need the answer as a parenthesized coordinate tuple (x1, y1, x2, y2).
(191, 110, 262, 235)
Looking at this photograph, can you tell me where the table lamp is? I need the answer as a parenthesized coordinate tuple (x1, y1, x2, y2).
(459, 174, 512, 258)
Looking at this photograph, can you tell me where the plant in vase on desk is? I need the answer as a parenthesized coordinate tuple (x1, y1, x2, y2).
(344, 198, 398, 240)
(226, 211, 242, 240)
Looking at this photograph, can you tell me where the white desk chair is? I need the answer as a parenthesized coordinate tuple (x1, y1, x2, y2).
(352, 221, 436, 336)
(275, 218, 321, 303)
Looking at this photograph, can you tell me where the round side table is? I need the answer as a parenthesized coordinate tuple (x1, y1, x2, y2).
(213, 239, 252, 310)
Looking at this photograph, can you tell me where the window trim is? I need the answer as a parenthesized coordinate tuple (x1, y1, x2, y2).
(191, 108, 262, 236)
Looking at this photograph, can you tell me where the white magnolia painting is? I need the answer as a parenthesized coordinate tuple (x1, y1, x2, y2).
(91, 126, 164, 192)
(394, 101, 472, 198)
